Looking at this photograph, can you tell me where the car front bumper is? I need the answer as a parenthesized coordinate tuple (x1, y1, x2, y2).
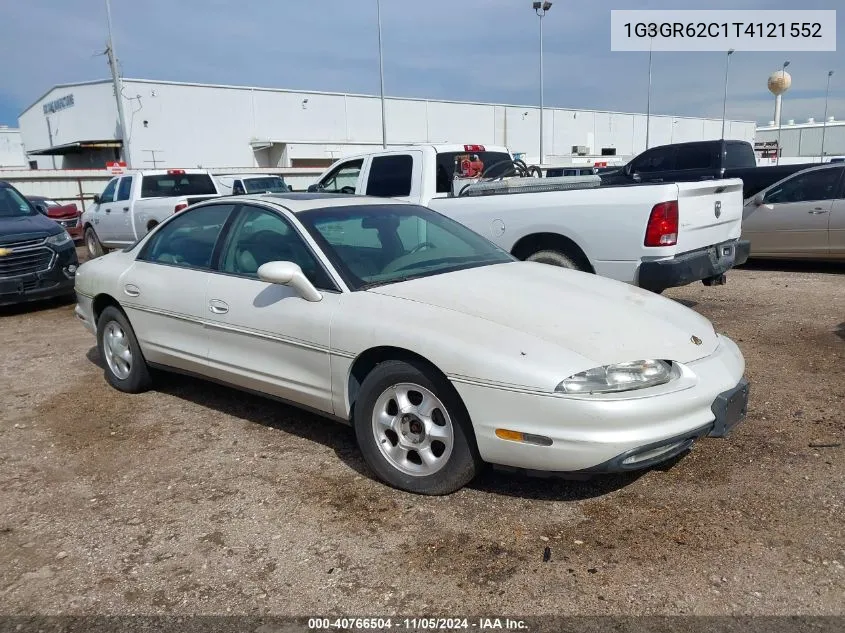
(453, 334, 748, 474)
(0, 244, 78, 307)
(637, 239, 751, 293)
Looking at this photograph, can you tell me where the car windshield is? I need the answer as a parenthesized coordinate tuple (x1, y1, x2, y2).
(244, 176, 289, 193)
(299, 204, 514, 290)
(0, 185, 36, 218)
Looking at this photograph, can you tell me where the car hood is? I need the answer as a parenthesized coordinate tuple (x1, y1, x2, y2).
(0, 213, 62, 243)
(368, 262, 719, 365)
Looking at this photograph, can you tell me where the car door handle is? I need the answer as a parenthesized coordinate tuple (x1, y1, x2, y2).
(124, 284, 140, 297)
(123, 206, 129, 212)
(104, 208, 111, 213)
(208, 299, 229, 314)
(808, 208, 829, 214)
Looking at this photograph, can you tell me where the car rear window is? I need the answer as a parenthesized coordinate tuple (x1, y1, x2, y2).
(140, 174, 217, 198)
(435, 151, 515, 193)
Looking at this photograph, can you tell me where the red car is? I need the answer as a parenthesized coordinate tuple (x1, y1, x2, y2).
(27, 195, 83, 242)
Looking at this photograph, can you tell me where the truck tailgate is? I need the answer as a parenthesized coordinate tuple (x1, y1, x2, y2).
(675, 179, 744, 253)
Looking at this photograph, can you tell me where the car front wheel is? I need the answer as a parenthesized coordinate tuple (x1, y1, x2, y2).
(96, 306, 152, 393)
(354, 360, 481, 495)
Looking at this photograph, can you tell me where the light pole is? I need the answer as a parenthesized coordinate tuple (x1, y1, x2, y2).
(105, 0, 131, 167)
(821, 70, 835, 162)
(377, 0, 387, 149)
(645, 38, 653, 150)
(533, 1, 552, 165)
(720, 49, 735, 140)
(776, 60, 790, 165)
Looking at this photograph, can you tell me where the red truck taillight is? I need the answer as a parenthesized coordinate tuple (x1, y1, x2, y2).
(174, 203, 188, 213)
(644, 201, 678, 247)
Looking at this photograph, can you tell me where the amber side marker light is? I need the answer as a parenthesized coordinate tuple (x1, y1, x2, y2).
(495, 429, 553, 446)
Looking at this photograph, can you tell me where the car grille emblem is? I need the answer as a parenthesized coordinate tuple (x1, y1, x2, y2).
(691, 335, 703, 345)
(714, 201, 722, 218)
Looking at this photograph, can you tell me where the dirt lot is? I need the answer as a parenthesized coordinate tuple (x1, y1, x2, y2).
(1, 257, 843, 617)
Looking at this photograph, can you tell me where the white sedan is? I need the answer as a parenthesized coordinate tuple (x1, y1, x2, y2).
(74, 193, 749, 495)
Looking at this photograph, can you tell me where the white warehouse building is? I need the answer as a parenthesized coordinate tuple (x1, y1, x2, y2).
(18, 78, 757, 170)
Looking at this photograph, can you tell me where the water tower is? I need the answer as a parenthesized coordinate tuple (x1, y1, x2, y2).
(768, 69, 792, 127)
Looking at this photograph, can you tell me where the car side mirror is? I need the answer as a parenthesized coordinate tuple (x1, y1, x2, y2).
(257, 261, 322, 302)
(306, 183, 320, 193)
(752, 192, 765, 206)
(631, 172, 642, 182)
(92, 194, 100, 204)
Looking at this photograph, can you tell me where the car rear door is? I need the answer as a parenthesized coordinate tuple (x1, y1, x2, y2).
(203, 203, 341, 414)
(121, 203, 237, 374)
(742, 167, 841, 256)
(823, 166, 845, 256)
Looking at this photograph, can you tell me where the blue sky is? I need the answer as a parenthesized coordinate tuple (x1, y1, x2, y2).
(1, 0, 842, 127)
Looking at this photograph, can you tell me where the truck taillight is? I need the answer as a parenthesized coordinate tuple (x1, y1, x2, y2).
(644, 201, 678, 247)
(174, 203, 188, 213)
(464, 144, 486, 152)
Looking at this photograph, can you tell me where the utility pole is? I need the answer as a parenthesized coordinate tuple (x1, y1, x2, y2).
(721, 49, 735, 140)
(105, 0, 131, 167)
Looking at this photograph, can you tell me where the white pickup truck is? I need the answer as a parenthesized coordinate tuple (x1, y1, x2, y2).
(307, 144, 750, 292)
(82, 169, 222, 258)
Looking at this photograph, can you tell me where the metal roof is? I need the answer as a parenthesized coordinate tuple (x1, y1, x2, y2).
(26, 139, 122, 156)
(19, 77, 757, 124)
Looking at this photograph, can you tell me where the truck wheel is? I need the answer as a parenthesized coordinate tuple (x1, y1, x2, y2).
(96, 306, 152, 394)
(353, 360, 481, 495)
(526, 249, 586, 272)
(85, 227, 105, 259)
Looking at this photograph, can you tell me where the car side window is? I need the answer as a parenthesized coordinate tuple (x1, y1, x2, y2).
(675, 146, 716, 171)
(137, 204, 236, 269)
(634, 147, 674, 173)
(218, 205, 336, 290)
(319, 160, 364, 193)
(116, 176, 133, 201)
(764, 169, 843, 204)
(232, 180, 246, 195)
(366, 155, 413, 197)
(99, 178, 118, 203)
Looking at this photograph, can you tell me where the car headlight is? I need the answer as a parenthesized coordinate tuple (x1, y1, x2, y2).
(556, 359, 678, 394)
(45, 231, 72, 247)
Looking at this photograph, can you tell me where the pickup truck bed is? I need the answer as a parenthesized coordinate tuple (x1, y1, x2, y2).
(308, 144, 749, 292)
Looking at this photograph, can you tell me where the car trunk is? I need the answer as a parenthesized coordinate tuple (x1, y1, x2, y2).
(45, 204, 79, 220)
(674, 179, 744, 253)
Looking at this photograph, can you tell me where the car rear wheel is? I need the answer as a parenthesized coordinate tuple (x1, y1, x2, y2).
(96, 306, 152, 393)
(85, 227, 105, 259)
(526, 248, 586, 271)
(354, 360, 481, 495)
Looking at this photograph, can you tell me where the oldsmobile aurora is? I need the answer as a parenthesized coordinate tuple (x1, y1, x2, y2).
(74, 193, 749, 495)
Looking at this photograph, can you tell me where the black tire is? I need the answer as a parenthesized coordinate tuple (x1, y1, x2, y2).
(353, 359, 481, 495)
(526, 248, 586, 271)
(85, 226, 105, 259)
(96, 306, 152, 393)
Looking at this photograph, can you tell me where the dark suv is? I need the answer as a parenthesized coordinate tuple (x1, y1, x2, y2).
(0, 181, 79, 306)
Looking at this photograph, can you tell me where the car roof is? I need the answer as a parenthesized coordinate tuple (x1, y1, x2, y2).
(229, 192, 410, 213)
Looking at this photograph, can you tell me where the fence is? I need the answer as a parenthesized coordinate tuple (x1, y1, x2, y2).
(0, 167, 324, 212)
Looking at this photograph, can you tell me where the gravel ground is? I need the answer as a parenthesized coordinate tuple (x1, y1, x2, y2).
(0, 256, 843, 617)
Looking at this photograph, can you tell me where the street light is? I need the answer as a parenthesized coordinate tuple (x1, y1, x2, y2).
(821, 70, 835, 162)
(720, 49, 735, 140)
(776, 60, 790, 165)
(532, 1, 552, 165)
(645, 38, 653, 149)
(377, 0, 387, 149)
